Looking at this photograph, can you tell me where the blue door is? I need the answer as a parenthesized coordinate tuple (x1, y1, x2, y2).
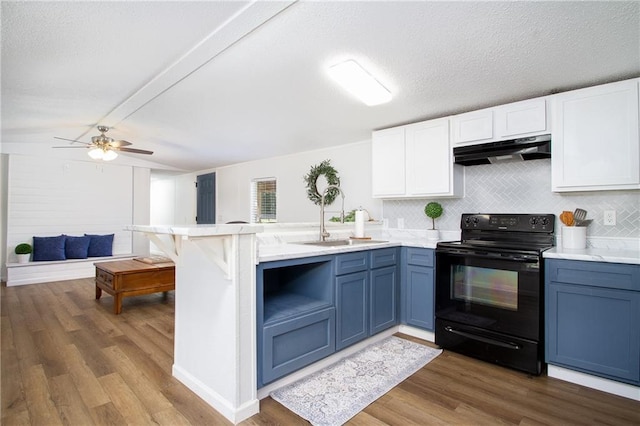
(196, 172, 216, 224)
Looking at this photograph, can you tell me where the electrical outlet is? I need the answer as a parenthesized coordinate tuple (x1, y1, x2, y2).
(397, 218, 405, 229)
(604, 210, 616, 226)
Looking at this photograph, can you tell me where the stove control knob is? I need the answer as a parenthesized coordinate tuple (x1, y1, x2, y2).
(540, 217, 549, 226)
(529, 217, 538, 225)
(472, 216, 479, 224)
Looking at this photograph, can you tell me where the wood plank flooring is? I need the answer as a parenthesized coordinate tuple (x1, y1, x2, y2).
(2, 278, 639, 425)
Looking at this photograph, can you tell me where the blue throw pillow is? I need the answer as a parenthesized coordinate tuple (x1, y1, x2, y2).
(32, 235, 67, 261)
(85, 234, 114, 257)
(65, 235, 91, 259)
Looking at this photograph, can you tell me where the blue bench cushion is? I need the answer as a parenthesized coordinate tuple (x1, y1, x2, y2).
(33, 235, 67, 261)
(65, 235, 91, 259)
(85, 233, 114, 257)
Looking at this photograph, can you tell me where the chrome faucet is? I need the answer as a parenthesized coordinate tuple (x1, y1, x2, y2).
(320, 184, 345, 241)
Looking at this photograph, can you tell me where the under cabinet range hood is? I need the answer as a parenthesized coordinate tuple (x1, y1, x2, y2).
(454, 134, 551, 166)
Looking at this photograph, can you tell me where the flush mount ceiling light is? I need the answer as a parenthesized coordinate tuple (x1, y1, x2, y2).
(328, 59, 392, 106)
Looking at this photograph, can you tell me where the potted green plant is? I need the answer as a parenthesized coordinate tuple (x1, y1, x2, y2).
(424, 202, 443, 240)
(15, 243, 32, 263)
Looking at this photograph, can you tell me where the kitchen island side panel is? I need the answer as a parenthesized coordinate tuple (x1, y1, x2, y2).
(172, 234, 258, 423)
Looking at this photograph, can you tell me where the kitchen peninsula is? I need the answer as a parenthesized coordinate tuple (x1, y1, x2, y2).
(126, 222, 428, 424)
(126, 223, 264, 424)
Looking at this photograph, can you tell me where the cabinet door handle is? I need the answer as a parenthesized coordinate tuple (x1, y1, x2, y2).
(444, 326, 521, 350)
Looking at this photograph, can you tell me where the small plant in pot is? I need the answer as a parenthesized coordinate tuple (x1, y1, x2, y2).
(424, 202, 443, 240)
(15, 243, 32, 263)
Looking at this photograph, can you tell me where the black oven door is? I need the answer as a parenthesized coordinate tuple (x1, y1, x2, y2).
(435, 248, 542, 341)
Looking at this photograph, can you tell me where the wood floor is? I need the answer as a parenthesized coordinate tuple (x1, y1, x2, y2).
(2, 278, 639, 425)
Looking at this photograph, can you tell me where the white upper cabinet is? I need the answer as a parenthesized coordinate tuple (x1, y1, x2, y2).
(452, 98, 549, 146)
(372, 118, 463, 199)
(451, 109, 493, 145)
(371, 126, 406, 197)
(552, 79, 640, 192)
(495, 98, 547, 138)
(406, 118, 463, 196)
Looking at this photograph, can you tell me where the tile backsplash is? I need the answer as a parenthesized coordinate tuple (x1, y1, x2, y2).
(383, 159, 640, 239)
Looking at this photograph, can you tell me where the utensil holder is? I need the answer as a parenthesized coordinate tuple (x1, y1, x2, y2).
(562, 226, 587, 249)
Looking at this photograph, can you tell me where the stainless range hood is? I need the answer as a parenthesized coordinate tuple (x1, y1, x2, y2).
(453, 134, 551, 166)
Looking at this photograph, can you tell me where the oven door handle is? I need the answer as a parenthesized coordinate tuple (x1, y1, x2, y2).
(444, 326, 521, 350)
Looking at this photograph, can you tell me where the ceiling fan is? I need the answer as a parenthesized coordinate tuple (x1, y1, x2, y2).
(54, 125, 153, 161)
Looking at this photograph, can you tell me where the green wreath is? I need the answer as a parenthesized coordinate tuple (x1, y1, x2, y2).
(304, 159, 341, 206)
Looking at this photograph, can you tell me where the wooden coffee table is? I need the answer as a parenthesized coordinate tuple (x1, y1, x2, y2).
(94, 258, 175, 314)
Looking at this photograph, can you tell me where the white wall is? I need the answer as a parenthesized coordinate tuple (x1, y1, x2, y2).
(1, 155, 8, 279)
(152, 140, 381, 226)
(214, 140, 382, 224)
(149, 171, 199, 255)
(3, 154, 151, 270)
(150, 172, 199, 226)
(132, 167, 151, 256)
(151, 176, 177, 225)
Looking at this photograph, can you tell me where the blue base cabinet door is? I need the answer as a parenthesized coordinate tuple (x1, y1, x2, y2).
(405, 264, 435, 330)
(546, 259, 640, 385)
(401, 247, 435, 331)
(370, 265, 398, 335)
(336, 271, 368, 350)
(335, 248, 399, 351)
(262, 307, 336, 384)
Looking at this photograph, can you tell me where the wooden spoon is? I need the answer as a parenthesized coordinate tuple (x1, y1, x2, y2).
(560, 211, 574, 226)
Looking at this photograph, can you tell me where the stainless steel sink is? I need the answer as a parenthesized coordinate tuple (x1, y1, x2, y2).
(297, 239, 388, 247)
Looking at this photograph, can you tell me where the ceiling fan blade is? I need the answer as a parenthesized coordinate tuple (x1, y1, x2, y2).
(53, 146, 89, 149)
(110, 139, 133, 147)
(117, 147, 154, 155)
(54, 136, 91, 145)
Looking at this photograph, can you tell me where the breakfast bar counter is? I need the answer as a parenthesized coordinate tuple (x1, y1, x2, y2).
(126, 223, 264, 424)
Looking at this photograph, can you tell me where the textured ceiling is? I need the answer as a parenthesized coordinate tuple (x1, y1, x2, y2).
(2, 1, 639, 172)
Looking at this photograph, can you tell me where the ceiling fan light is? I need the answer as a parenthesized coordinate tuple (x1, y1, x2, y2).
(102, 149, 118, 161)
(328, 59, 392, 106)
(88, 147, 104, 160)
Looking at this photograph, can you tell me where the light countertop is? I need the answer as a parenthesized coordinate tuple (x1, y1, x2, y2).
(256, 228, 459, 263)
(258, 227, 640, 266)
(128, 222, 640, 266)
(261, 242, 640, 265)
(126, 223, 264, 236)
(543, 246, 640, 265)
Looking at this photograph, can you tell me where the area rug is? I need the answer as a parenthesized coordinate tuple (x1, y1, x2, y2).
(270, 336, 442, 426)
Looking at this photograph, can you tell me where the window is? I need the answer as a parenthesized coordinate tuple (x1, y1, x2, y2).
(251, 178, 277, 223)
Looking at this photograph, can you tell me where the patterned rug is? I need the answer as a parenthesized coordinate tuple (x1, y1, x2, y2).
(270, 336, 442, 426)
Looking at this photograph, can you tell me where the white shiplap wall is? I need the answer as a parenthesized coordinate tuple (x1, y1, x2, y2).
(6, 155, 136, 263)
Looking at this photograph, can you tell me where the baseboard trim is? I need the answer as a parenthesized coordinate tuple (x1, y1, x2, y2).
(172, 364, 259, 424)
(547, 365, 640, 401)
(6, 254, 136, 286)
(398, 324, 435, 343)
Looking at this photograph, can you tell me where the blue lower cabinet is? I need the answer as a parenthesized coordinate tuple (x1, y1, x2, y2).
(336, 271, 368, 350)
(404, 264, 435, 330)
(370, 265, 398, 335)
(401, 247, 435, 331)
(258, 248, 400, 386)
(546, 259, 640, 385)
(335, 248, 399, 351)
(262, 307, 336, 385)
